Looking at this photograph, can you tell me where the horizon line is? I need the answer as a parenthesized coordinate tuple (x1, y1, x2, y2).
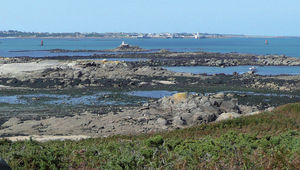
(1, 30, 300, 38)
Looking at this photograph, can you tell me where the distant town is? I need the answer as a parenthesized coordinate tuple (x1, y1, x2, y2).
(0, 30, 250, 39)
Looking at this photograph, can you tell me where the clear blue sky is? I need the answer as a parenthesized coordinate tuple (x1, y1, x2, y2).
(1, 0, 300, 36)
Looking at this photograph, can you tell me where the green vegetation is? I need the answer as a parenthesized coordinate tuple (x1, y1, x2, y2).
(1, 103, 300, 169)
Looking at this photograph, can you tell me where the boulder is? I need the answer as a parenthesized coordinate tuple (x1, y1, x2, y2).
(220, 100, 239, 113)
(173, 116, 185, 126)
(201, 105, 221, 115)
(216, 112, 241, 121)
(192, 112, 217, 124)
(137, 117, 148, 123)
(202, 101, 212, 108)
(244, 111, 262, 116)
(157, 118, 167, 126)
(209, 98, 223, 107)
(238, 105, 257, 114)
(213, 92, 225, 99)
(171, 93, 188, 102)
(180, 112, 193, 124)
(200, 96, 209, 104)
(0, 157, 11, 170)
(153, 93, 259, 126)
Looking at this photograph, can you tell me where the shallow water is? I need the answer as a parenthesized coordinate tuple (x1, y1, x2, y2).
(211, 91, 300, 98)
(0, 96, 26, 105)
(0, 91, 178, 106)
(127, 90, 178, 98)
(1, 90, 299, 106)
(164, 66, 300, 75)
(80, 58, 149, 62)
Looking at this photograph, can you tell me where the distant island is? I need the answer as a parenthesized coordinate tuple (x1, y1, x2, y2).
(0, 30, 284, 39)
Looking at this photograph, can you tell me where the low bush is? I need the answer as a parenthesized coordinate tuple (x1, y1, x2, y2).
(1, 103, 300, 169)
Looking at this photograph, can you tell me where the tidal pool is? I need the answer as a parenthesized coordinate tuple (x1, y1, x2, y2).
(0, 91, 178, 106)
(80, 58, 149, 62)
(1, 90, 299, 106)
(164, 66, 300, 75)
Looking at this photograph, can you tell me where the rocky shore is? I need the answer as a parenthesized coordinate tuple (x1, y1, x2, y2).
(30, 51, 300, 67)
(5, 50, 300, 67)
(0, 92, 268, 138)
(10, 43, 149, 53)
(0, 59, 299, 91)
(114, 52, 300, 67)
(1, 51, 300, 140)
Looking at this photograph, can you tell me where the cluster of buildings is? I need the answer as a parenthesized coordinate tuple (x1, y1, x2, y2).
(0, 30, 227, 39)
(135, 32, 225, 39)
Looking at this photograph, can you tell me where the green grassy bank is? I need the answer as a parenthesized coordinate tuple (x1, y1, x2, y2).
(1, 103, 300, 169)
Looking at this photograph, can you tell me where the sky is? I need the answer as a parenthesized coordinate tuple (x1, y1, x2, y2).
(0, 0, 300, 36)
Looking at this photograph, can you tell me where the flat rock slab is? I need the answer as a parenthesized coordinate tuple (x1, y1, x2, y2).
(2, 135, 90, 142)
(0, 60, 72, 76)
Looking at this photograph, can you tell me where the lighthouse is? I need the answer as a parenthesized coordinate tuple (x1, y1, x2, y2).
(194, 32, 200, 39)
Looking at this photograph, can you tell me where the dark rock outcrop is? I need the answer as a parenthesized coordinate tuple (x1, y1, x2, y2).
(0, 157, 11, 170)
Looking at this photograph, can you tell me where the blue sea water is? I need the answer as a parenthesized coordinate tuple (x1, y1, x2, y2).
(0, 37, 300, 57)
(1, 38, 300, 75)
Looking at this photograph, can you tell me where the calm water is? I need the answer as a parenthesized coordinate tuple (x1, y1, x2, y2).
(164, 66, 300, 75)
(0, 91, 178, 106)
(80, 58, 149, 62)
(1, 38, 300, 57)
(1, 90, 299, 106)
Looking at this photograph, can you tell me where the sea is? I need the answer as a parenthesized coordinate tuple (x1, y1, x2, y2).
(1, 37, 300, 75)
(0, 37, 300, 57)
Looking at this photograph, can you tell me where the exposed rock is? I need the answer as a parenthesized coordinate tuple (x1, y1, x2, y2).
(156, 118, 167, 126)
(173, 116, 185, 126)
(0, 157, 11, 170)
(180, 112, 193, 123)
(266, 107, 275, 112)
(1, 117, 21, 127)
(192, 112, 217, 124)
(0, 92, 264, 138)
(171, 92, 188, 102)
(137, 117, 148, 123)
(244, 111, 262, 116)
(239, 105, 258, 114)
(220, 100, 240, 113)
(216, 112, 241, 121)
(153, 80, 176, 85)
(214, 92, 225, 99)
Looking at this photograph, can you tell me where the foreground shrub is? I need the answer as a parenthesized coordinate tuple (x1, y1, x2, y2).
(0, 103, 299, 169)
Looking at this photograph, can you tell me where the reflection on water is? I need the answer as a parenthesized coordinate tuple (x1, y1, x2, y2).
(164, 66, 300, 75)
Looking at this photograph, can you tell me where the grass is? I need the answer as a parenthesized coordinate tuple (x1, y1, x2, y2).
(0, 103, 300, 169)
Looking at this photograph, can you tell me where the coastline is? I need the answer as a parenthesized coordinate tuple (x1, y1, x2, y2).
(0, 55, 300, 139)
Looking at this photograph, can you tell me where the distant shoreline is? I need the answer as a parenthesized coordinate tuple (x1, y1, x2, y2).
(1, 36, 300, 39)
(1, 30, 300, 39)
